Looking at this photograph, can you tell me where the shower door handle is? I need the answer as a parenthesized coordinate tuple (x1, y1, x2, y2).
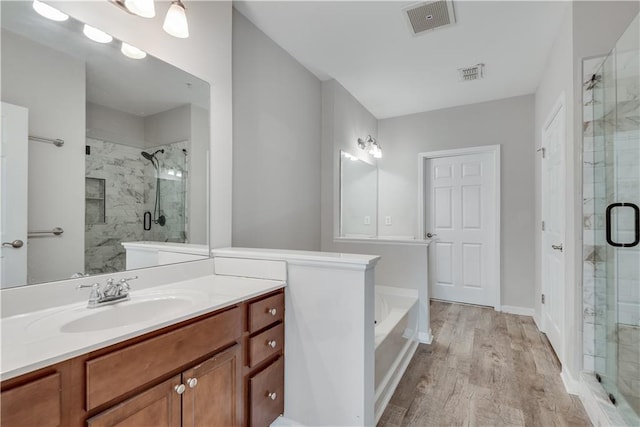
(605, 203, 640, 247)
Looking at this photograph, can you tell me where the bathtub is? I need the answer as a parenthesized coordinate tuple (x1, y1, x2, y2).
(374, 285, 419, 422)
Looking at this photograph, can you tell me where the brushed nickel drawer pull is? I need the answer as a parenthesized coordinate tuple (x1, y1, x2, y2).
(187, 378, 198, 388)
(267, 340, 277, 348)
(267, 308, 277, 316)
(268, 391, 277, 400)
(175, 384, 186, 394)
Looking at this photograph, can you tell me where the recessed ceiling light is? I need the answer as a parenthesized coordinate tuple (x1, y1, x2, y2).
(121, 42, 147, 59)
(83, 24, 113, 44)
(32, 0, 69, 21)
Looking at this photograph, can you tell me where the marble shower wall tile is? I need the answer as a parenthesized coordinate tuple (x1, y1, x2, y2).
(85, 139, 145, 274)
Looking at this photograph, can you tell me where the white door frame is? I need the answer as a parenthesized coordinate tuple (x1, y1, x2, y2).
(418, 144, 501, 309)
(540, 93, 566, 342)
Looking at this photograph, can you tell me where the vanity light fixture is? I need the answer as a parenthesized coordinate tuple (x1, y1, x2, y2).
(32, 0, 69, 22)
(357, 135, 383, 159)
(83, 24, 113, 44)
(121, 42, 147, 59)
(112, 0, 190, 39)
(163, 0, 189, 39)
(342, 152, 359, 162)
(124, 0, 155, 18)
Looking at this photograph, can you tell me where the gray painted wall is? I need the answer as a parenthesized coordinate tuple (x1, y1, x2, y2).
(378, 95, 536, 309)
(232, 10, 322, 250)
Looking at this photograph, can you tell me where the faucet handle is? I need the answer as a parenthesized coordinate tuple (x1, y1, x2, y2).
(77, 283, 103, 304)
(117, 276, 137, 294)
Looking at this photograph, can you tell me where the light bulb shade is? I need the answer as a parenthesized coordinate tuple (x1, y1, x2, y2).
(124, 0, 155, 18)
(121, 42, 147, 59)
(83, 25, 113, 44)
(163, 1, 189, 39)
(32, 0, 69, 21)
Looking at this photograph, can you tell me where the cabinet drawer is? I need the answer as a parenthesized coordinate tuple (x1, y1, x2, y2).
(248, 323, 284, 368)
(86, 307, 241, 411)
(249, 357, 284, 427)
(1, 373, 61, 427)
(248, 293, 284, 333)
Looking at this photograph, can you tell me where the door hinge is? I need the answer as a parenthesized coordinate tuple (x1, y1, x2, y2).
(541, 294, 546, 304)
(541, 221, 545, 231)
(537, 147, 546, 158)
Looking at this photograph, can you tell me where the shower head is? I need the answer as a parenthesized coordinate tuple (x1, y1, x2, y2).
(141, 151, 154, 161)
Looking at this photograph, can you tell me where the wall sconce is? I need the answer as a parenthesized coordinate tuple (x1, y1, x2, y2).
(112, 0, 189, 39)
(357, 135, 382, 159)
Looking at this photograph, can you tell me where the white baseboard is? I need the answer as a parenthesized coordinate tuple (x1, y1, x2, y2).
(418, 329, 433, 344)
(500, 305, 535, 317)
(561, 368, 580, 395)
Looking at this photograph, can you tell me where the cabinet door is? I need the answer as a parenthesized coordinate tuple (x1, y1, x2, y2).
(1, 373, 61, 427)
(182, 345, 241, 427)
(86, 375, 181, 427)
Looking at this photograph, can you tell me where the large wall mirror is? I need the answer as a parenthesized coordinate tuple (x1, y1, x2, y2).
(1, 2, 210, 288)
(339, 150, 378, 238)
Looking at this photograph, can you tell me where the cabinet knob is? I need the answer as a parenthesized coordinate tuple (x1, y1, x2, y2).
(175, 384, 186, 395)
(267, 340, 277, 348)
(268, 392, 277, 401)
(187, 378, 198, 388)
(267, 308, 277, 316)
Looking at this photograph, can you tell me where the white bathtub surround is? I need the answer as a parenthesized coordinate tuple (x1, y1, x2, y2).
(1, 267, 284, 380)
(374, 286, 419, 423)
(328, 239, 433, 345)
(213, 248, 380, 426)
(121, 241, 209, 270)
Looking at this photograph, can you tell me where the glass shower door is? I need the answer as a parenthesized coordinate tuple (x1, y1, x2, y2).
(593, 14, 640, 425)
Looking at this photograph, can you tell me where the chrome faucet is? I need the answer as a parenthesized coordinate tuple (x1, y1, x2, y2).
(77, 276, 138, 308)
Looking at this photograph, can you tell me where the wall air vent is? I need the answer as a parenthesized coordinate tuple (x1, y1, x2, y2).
(404, 0, 456, 36)
(458, 63, 485, 81)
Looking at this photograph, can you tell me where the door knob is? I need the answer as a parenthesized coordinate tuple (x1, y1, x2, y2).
(2, 240, 23, 248)
(551, 244, 563, 252)
(425, 233, 437, 239)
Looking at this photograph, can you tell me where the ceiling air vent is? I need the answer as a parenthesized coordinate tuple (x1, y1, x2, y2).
(459, 63, 485, 82)
(404, 0, 456, 36)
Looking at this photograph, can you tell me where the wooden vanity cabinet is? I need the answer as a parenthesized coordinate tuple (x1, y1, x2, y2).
(87, 345, 241, 427)
(0, 288, 285, 427)
(1, 371, 63, 427)
(244, 291, 285, 427)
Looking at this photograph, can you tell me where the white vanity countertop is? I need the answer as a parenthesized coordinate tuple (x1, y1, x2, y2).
(0, 274, 284, 381)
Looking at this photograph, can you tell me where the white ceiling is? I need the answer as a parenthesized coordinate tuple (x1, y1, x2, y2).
(234, 1, 570, 119)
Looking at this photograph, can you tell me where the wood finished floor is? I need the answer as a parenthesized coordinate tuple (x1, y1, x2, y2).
(378, 301, 592, 427)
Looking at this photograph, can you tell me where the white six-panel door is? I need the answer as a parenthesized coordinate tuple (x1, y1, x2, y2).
(425, 149, 498, 307)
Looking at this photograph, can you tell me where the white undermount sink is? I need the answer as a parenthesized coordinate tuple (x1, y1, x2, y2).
(59, 297, 197, 333)
(26, 289, 218, 336)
